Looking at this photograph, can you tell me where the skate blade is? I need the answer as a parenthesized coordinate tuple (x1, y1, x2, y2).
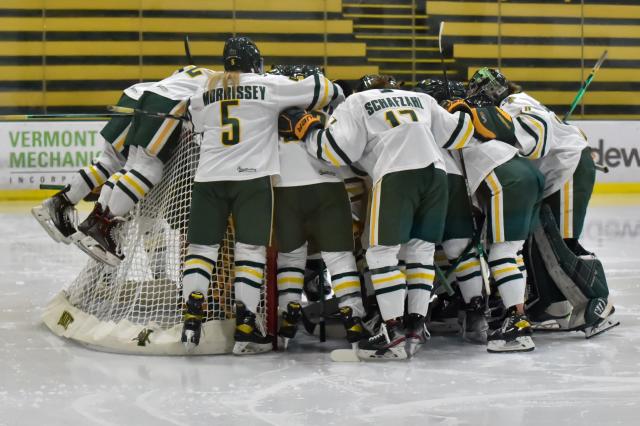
(181, 330, 199, 352)
(277, 335, 290, 351)
(31, 206, 71, 244)
(357, 345, 408, 361)
(331, 347, 360, 362)
(584, 316, 620, 339)
(72, 234, 122, 267)
(406, 338, 424, 357)
(427, 319, 460, 334)
(232, 341, 272, 355)
(487, 336, 535, 353)
(531, 319, 570, 332)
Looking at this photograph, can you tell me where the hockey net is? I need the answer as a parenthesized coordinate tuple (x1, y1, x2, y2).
(42, 129, 277, 354)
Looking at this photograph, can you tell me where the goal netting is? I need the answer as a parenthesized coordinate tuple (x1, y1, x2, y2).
(42, 129, 276, 355)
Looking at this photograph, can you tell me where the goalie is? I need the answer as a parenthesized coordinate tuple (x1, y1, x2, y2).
(467, 67, 618, 338)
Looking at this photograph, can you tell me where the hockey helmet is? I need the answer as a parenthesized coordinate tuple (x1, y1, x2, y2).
(468, 67, 510, 104)
(223, 36, 263, 73)
(355, 74, 399, 92)
(414, 78, 466, 103)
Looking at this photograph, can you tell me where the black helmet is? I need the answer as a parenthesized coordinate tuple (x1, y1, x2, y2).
(268, 64, 324, 81)
(414, 78, 465, 104)
(468, 67, 510, 104)
(268, 64, 289, 76)
(223, 36, 262, 73)
(355, 74, 399, 92)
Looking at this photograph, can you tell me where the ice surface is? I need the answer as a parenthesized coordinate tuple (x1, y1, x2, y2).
(1, 196, 639, 425)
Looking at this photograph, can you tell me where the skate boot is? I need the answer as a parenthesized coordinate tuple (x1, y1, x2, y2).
(405, 313, 430, 357)
(338, 306, 369, 343)
(233, 302, 272, 355)
(73, 204, 124, 267)
(31, 186, 77, 244)
(427, 292, 461, 333)
(278, 301, 302, 350)
(357, 318, 407, 361)
(487, 307, 535, 353)
(181, 291, 205, 351)
(461, 296, 489, 344)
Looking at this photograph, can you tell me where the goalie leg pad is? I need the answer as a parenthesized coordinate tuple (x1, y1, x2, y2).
(533, 204, 611, 330)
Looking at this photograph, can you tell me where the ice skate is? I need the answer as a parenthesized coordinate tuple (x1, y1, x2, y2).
(427, 293, 461, 333)
(233, 302, 272, 355)
(31, 186, 77, 244)
(487, 308, 535, 353)
(72, 204, 124, 267)
(277, 301, 302, 350)
(357, 319, 407, 361)
(405, 313, 430, 357)
(181, 291, 205, 351)
(461, 296, 488, 344)
(329, 306, 370, 362)
(579, 298, 620, 339)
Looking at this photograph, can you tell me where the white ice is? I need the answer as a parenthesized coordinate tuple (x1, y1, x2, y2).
(1, 196, 639, 426)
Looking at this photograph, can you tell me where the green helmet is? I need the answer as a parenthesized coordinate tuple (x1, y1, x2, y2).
(468, 67, 510, 104)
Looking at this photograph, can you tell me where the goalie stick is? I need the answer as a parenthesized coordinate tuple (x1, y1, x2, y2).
(564, 50, 608, 122)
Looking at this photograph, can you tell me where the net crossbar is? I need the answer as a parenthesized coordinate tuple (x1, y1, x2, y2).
(42, 129, 275, 355)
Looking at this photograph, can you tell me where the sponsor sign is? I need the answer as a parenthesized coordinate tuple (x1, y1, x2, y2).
(0, 121, 107, 190)
(574, 120, 640, 183)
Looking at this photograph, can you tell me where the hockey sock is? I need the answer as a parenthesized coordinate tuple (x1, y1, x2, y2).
(277, 244, 307, 309)
(323, 250, 364, 318)
(516, 249, 526, 280)
(182, 243, 219, 302)
(234, 242, 267, 314)
(109, 149, 164, 217)
(442, 238, 483, 303)
(67, 143, 125, 204)
(489, 240, 526, 309)
(98, 169, 126, 207)
(366, 244, 405, 321)
(404, 238, 436, 316)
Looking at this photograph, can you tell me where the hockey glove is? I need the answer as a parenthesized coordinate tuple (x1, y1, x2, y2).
(278, 107, 322, 141)
(446, 99, 473, 116)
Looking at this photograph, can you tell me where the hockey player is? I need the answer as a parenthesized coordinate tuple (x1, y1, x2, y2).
(31, 81, 155, 244)
(182, 37, 343, 355)
(71, 65, 214, 266)
(467, 67, 617, 337)
(269, 65, 368, 349)
(278, 74, 475, 360)
(417, 78, 545, 352)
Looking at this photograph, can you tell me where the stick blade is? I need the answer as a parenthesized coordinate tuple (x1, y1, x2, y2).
(593, 50, 608, 72)
(438, 21, 446, 54)
(330, 348, 360, 363)
(107, 105, 134, 114)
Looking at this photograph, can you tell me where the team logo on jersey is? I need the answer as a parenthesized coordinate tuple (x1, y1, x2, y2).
(57, 311, 74, 330)
(133, 328, 154, 346)
(237, 166, 257, 173)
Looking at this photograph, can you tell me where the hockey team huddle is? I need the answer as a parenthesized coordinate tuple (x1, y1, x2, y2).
(32, 36, 619, 361)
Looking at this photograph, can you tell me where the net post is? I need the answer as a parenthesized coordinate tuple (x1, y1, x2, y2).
(266, 245, 279, 350)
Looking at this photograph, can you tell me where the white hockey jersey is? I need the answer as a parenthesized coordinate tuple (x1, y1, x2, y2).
(190, 72, 342, 182)
(305, 89, 474, 184)
(144, 66, 215, 101)
(500, 92, 587, 197)
(275, 99, 346, 188)
(123, 81, 157, 101)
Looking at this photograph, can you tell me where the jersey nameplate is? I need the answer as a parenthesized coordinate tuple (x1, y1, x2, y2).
(364, 96, 424, 116)
(202, 85, 266, 105)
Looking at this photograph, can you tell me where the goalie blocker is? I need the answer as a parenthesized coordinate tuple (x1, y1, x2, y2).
(525, 204, 619, 338)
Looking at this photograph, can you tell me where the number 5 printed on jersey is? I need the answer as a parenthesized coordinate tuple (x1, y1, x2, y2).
(221, 100, 240, 145)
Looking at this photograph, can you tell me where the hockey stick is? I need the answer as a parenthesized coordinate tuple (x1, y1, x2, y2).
(184, 35, 194, 65)
(564, 50, 608, 122)
(438, 21, 492, 304)
(0, 112, 130, 121)
(107, 105, 188, 121)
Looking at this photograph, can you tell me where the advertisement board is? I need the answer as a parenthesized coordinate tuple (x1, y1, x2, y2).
(0, 121, 107, 190)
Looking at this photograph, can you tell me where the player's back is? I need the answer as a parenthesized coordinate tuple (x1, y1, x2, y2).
(345, 88, 446, 180)
(145, 66, 215, 101)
